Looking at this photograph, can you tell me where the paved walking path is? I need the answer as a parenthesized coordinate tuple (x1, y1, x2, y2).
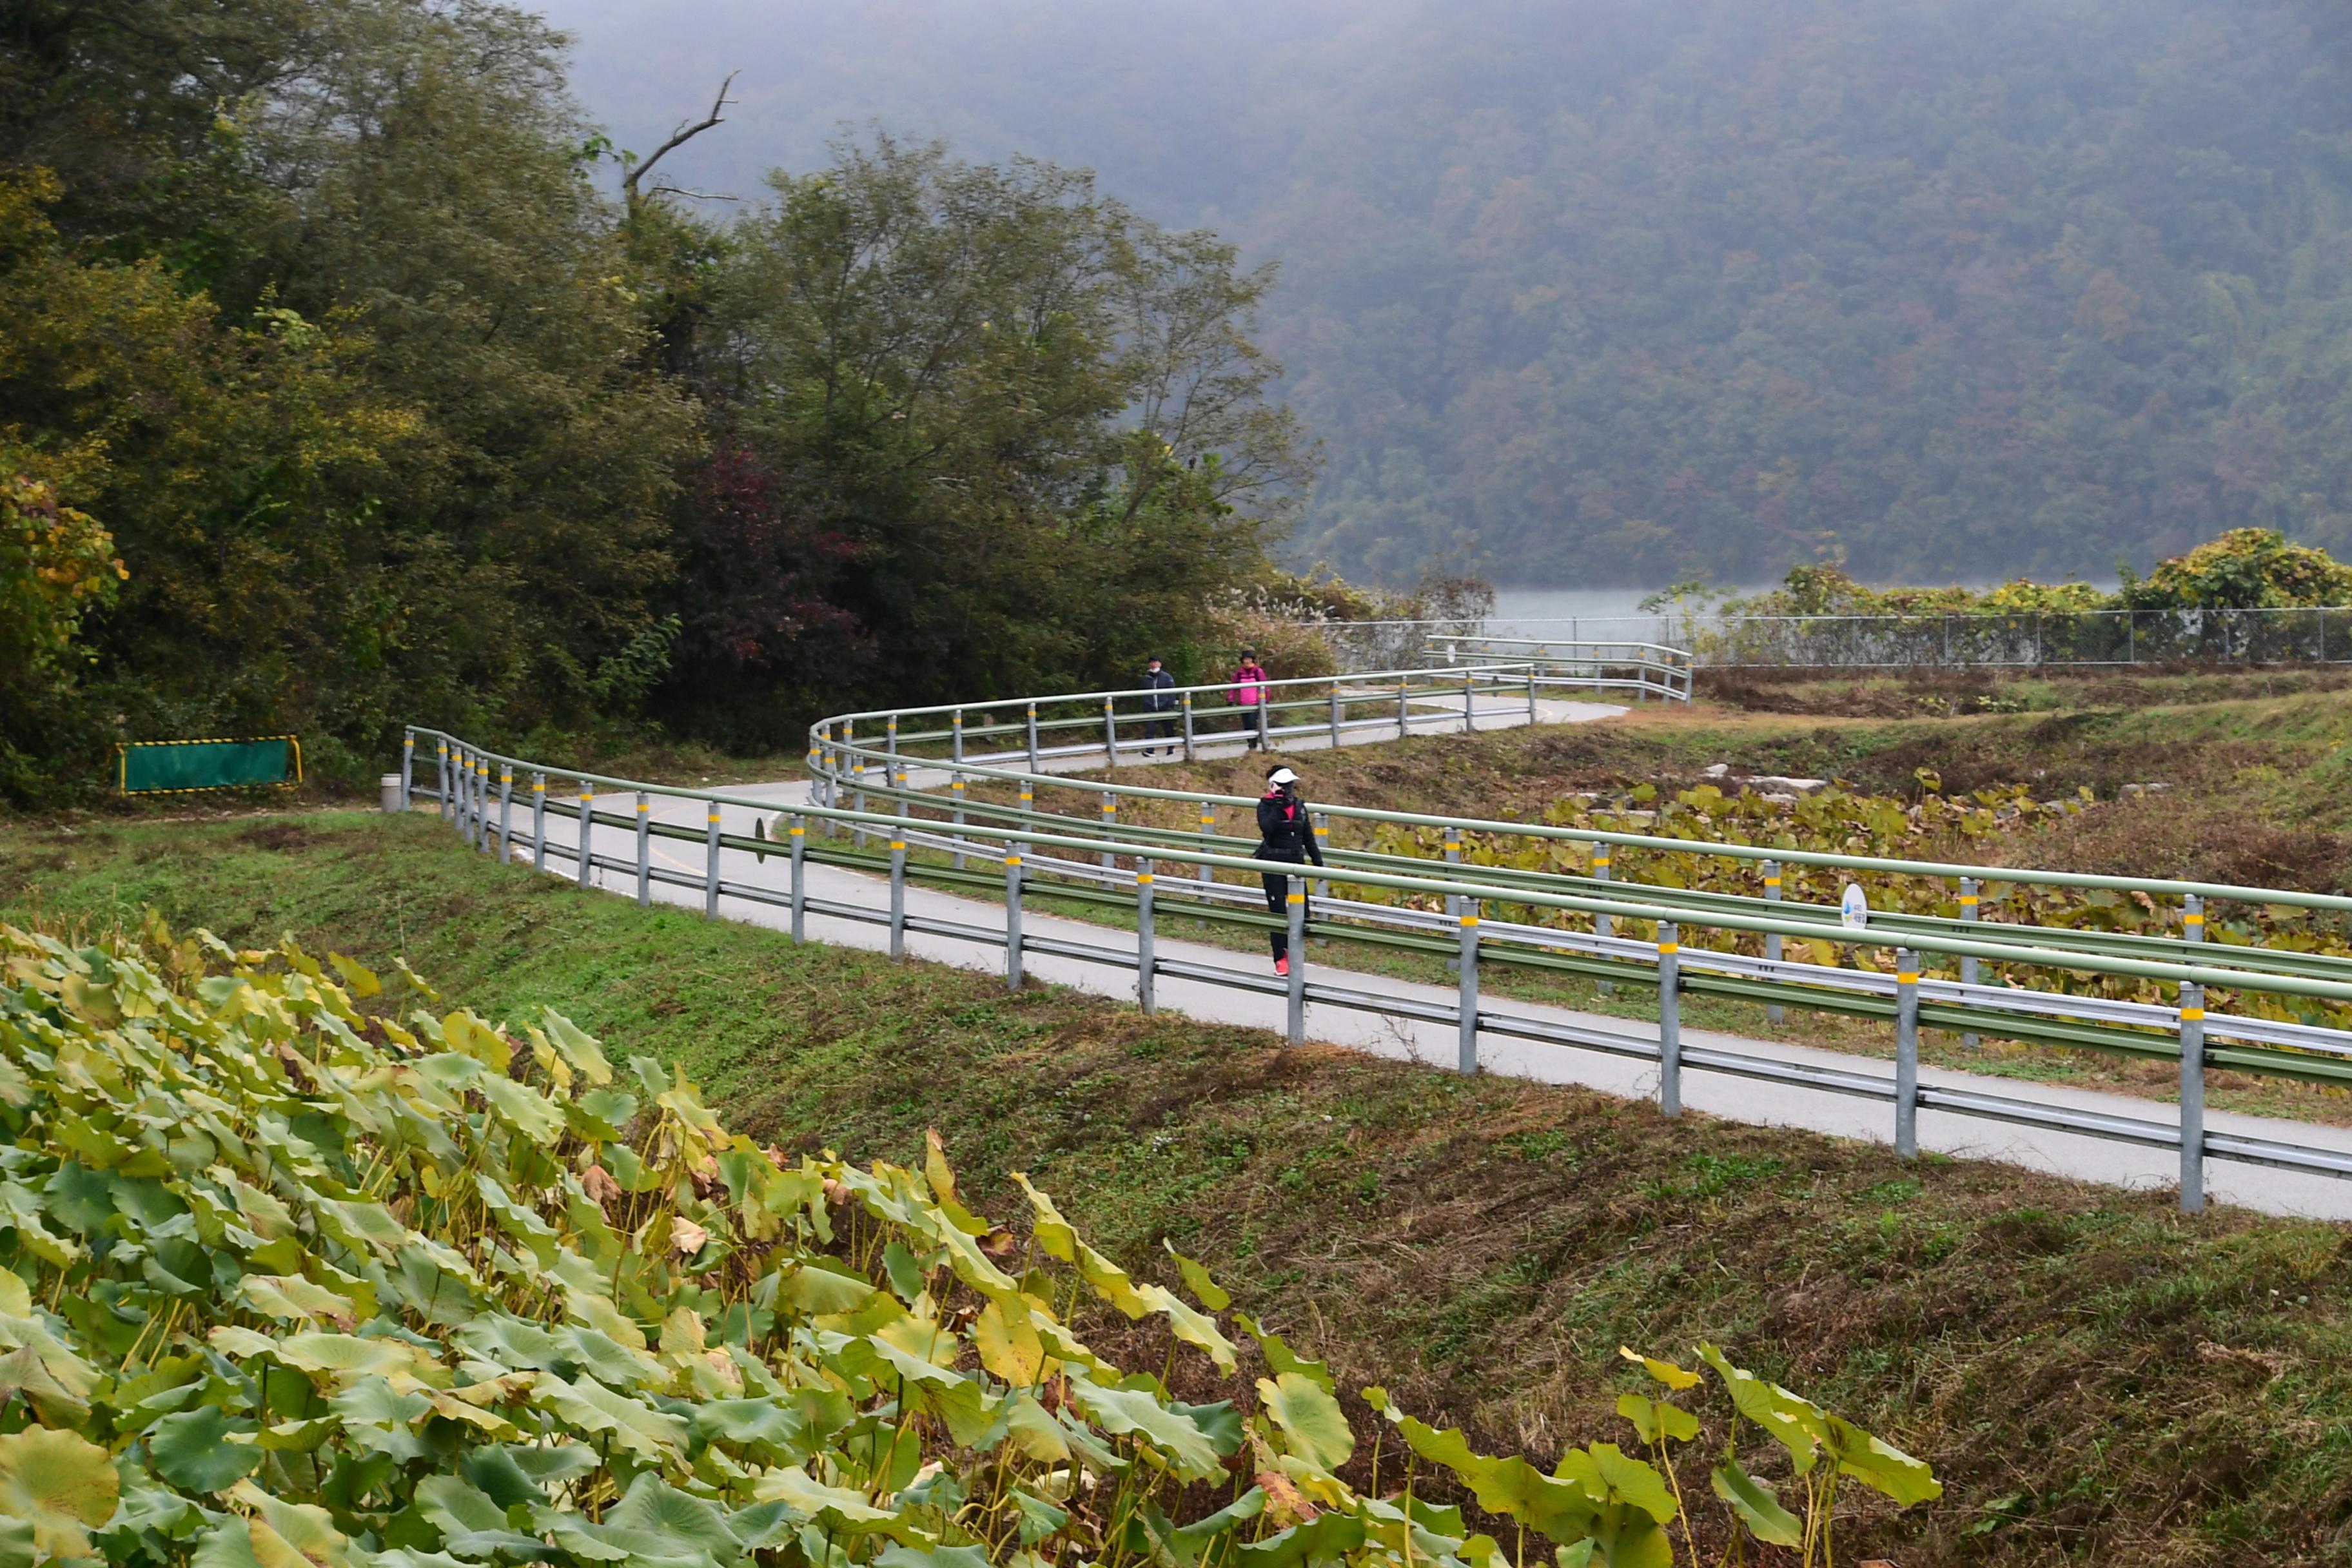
(502, 696, 2352, 1222)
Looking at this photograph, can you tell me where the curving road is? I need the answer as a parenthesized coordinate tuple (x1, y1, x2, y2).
(527, 697, 2352, 1221)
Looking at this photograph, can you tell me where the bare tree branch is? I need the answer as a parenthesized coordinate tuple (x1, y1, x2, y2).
(647, 184, 741, 203)
(623, 71, 738, 211)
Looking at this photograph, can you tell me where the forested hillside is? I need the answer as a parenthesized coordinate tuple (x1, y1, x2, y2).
(0, 0, 1306, 797)
(542, 0, 2352, 585)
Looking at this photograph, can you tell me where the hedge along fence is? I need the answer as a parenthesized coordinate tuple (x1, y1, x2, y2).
(0, 917, 1934, 1567)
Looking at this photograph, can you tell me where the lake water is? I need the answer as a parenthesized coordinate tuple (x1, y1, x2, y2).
(1484, 585, 1775, 642)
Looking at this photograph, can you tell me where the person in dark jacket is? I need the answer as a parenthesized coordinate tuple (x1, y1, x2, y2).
(1255, 764, 1323, 974)
(1141, 656, 1177, 756)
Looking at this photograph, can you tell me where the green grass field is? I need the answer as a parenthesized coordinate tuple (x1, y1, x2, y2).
(7, 805, 2352, 1563)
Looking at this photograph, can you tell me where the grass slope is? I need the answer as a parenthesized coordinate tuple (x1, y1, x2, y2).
(6, 810, 2352, 1563)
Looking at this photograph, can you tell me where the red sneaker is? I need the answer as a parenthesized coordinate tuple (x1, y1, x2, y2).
(1275, 956, 1289, 976)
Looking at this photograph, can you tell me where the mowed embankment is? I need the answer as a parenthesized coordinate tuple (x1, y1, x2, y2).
(5, 808, 2351, 1562)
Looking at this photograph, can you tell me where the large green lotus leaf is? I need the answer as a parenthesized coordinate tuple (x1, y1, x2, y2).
(190, 1520, 264, 1568)
(1257, 1372, 1354, 1472)
(1826, 1415, 1942, 1505)
(874, 1545, 991, 1568)
(540, 1010, 614, 1084)
(751, 1465, 896, 1528)
(42, 1162, 117, 1236)
(1614, 1394, 1698, 1447)
(239, 1275, 359, 1330)
(605, 1473, 740, 1556)
(1709, 1461, 1801, 1547)
(779, 1263, 884, 1317)
(1068, 1378, 1222, 1480)
(1163, 1243, 1231, 1312)
(411, 1476, 544, 1560)
(1235, 1512, 1369, 1568)
(0, 1346, 89, 1426)
(453, 1315, 566, 1373)
(1136, 1284, 1237, 1373)
(1696, 1344, 1825, 1472)
(268, 1333, 437, 1385)
(0, 1426, 119, 1558)
(530, 1373, 687, 1460)
(1235, 1315, 1333, 1394)
(563, 1089, 637, 1143)
(456, 1447, 546, 1512)
(727, 1500, 799, 1552)
(148, 1404, 264, 1492)
(477, 1077, 562, 1144)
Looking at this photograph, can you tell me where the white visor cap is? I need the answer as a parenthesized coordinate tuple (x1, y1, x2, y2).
(1267, 767, 1298, 785)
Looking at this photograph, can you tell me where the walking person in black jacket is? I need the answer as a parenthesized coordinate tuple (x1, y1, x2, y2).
(1141, 656, 1177, 756)
(1255, 765, 1323, 974)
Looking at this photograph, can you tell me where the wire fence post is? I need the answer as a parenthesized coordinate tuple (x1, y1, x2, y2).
(1137, 858, 1157, 1015)
(2179, 983, 2206, 1214)
(1100, 790, 1117, 870)
(1657, 921, 1681, 1117)
(531, 773, 547, 872)
(1103, 698, 1118, 769)
(497, 767, 514, 863)
(1026, 703, 1041, 771)
(703, 805, 721, 917)
(1286, 887, 1306, 1046)
(1594, 848, 1615, 994)
(1458, 899, 1480, 1075)
(2184, 892, 2204, 946)
(633, 792, 651, 907)
(948, 773, 967, 870)
(1896, 948, 1920, 1159)
(1005, 844, 1026, 990)
(576, 783, 594, 889)
(789, 815, 807, 943)
(436, 740, 451, 821)
(400, 731, 415, 812)
(1959, 876, 1980, 1050)
(889, 834, 907, 958)
(1199, 801, 1216, 890)
(1181, 692, 1196, 762)
(1762, 859, 1783, 1024)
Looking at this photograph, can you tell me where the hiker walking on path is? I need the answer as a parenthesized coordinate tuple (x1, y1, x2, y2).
(1229, 650, 1269, 750)
(1141, 656, 1177, 756)
(1255, 764, 1323, 975)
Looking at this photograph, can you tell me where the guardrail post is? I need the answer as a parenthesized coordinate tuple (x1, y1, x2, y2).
(1286, 887, 1307, 1046)
(436, 740, 451, 820)
(1458, 900, 1480, 1075)
(703, 804, 721, 917)
(885, 714, 898, 781)
(1959, 877, 1980, 1049)
(1525, 670, 1539, 727)
(2183, 893, 2204, 946)
(497, 767, 514, 863)
(1657, 921, 1681, 1116)
(1328, 687, 1342, 747)
(1026, 703, 1041, 771)
(1442, 827, 1462, 922)
(1181, 692, 1196, 762)
(475, 757, 491, 850)
(1103, 697, 1118, 769)
(951, 708, 964, 765)
(950, 773, 966, 870)
(531, 774, 547, 872)
(1462, 671, 1476, 732)
(2179, 983, 2205, 1214)
(1137, 858, 1157, 1015)
(1594, 848, 1614, 994)
(576, 782, 594, 888)
(1397, 677, 1410, 739)
(1005, 844, 1026, 990)
(852, 755, 867, 850)
(1896, 948, 1920, 1160)
(889, 834, 908, 958)
(1199, 800, 1216, 888)
(789, 815, 807, 943)
(1100, 790, 1118, 869)
(1762, 859, 1783, 1024)
(1313, 812, 1331, 899)
(633, 792, 651, 907)
(400, 731, 415, 811)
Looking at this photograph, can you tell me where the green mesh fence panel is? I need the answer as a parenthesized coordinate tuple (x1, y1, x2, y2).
(117, 737, 300, 794)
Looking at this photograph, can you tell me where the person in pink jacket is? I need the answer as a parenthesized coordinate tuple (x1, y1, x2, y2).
(1228, 651, 1269, 750)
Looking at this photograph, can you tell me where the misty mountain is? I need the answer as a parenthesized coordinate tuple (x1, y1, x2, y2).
(536, 0, 2352, 585)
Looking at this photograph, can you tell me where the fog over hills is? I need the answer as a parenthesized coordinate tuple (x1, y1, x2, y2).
(536, 0, 2352, 587)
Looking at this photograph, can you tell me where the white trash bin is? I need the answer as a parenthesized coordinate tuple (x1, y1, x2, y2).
(380, 774, 404, 814)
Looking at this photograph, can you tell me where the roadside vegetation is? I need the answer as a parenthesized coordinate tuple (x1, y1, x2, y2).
(5, 810, 2352, 1563)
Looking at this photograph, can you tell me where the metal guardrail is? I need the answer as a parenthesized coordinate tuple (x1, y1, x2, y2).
(408, 661, 2352, 1212)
